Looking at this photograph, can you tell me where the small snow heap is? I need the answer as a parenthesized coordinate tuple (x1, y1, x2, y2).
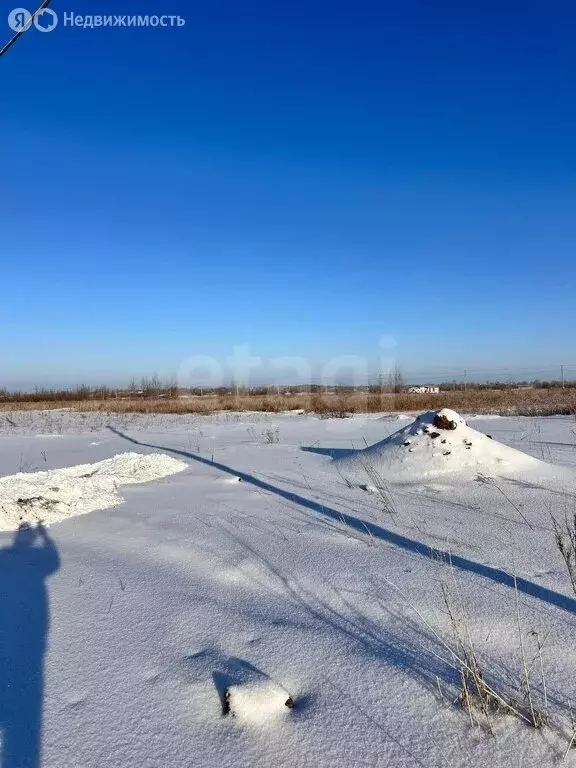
(336, 408, 540, 482)
(217, 659, 294, 723)
(0, 452, 188, 531)
(226, 677, 294, 723)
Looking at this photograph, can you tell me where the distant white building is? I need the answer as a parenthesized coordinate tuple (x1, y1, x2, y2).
(406, 386, 440, 394)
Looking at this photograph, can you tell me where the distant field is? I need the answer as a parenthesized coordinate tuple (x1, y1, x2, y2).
(1, 388, 575, 416)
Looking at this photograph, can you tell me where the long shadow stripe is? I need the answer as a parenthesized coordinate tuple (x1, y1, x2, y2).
(108, 427, 576, 616)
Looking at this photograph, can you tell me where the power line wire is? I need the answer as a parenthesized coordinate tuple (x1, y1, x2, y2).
(0, 0, 53, 58)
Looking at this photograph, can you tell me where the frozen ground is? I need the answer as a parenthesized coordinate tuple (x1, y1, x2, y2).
(1, 409, 576, 767)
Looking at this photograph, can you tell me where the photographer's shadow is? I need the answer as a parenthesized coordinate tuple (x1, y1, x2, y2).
(0, 523, 60, 768)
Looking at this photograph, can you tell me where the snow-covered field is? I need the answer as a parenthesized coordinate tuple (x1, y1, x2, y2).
(1, 408, 576, 767)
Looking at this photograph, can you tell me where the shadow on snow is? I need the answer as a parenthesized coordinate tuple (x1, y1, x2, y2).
(108, 426, 576, 616)
(0, 523, 60, 768)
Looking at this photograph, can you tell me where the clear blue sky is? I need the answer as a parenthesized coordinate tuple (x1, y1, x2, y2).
(1, 0, 575, 387)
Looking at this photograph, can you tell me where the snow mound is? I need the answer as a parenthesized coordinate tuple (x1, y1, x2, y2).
(336, 408, 540, 482)
(226, 677, 293, 723)
(0, 452, 188, 531)
(212, 657, 294, 723)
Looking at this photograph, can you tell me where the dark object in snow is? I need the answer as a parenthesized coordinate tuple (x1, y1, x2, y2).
(441, 439, 447, 444)
(222, 689, 231, 716)
(16, 496, 57, 509)
(429, 432, 441, 439)
(433, 413, 458, 431)
(486, 434, 493, 439)
(443, 451, 452, 456)
(403, 440, 411, 446)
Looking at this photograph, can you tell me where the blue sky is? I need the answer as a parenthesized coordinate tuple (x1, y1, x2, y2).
(1, 0, 575, 387)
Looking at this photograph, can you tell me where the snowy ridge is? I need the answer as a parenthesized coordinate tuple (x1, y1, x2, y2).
(0, 452, 188, 530)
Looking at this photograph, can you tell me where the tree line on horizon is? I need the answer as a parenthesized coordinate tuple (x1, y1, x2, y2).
(0, 376, 575, 403)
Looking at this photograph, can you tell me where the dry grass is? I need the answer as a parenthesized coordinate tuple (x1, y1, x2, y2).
(0, 388, 575, 416)
(551, 505, 576, 596)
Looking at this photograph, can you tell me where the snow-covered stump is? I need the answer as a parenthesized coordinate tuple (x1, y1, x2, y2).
(213, 658, 294, 722)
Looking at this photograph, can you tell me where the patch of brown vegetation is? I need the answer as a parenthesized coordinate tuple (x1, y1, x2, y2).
(433, 413, 458, 430)
(0, 388, 575, 416)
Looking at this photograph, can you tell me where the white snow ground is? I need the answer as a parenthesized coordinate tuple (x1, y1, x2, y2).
(0, 409, 576, 767)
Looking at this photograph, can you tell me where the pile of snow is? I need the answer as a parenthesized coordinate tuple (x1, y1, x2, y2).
(0, 452, 188, 530)
(217, 660, 294, 723)
(226, 678, 294, 723)
(336, 408, 541, 482)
